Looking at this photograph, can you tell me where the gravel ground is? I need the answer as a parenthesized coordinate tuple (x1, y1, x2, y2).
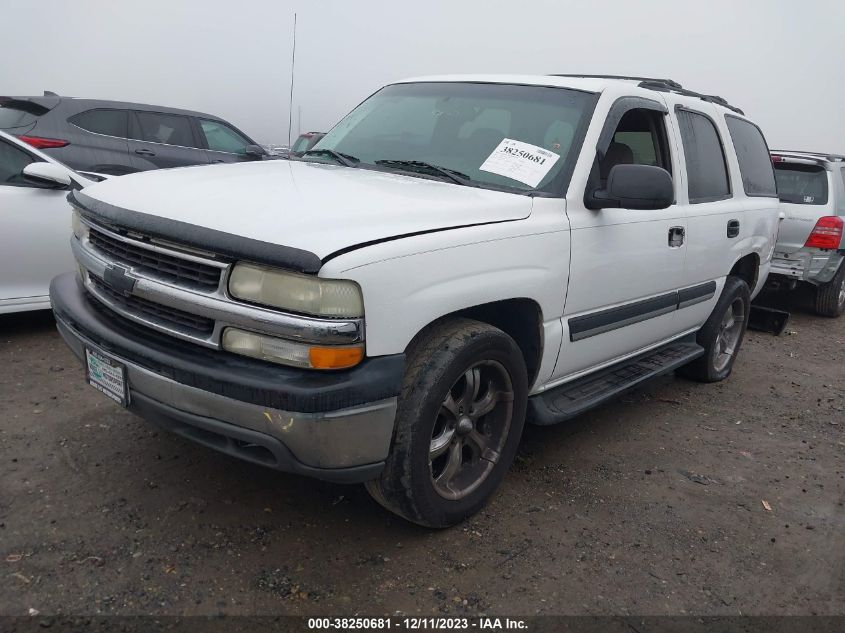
(1, 293, 843, 617)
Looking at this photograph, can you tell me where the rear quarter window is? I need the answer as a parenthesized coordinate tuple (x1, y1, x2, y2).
(725, 116, 777, 197)
(69, 109, 128, 137)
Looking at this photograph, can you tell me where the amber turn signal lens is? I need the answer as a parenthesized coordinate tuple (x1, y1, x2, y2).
(308, 345, 365, 370)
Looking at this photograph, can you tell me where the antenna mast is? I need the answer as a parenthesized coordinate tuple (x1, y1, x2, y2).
(287, 12, 297, 145)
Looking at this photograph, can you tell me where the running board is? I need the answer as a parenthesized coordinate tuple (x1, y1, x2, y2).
(528, 337, 705, 426)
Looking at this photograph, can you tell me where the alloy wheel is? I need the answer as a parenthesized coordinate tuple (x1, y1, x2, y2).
(429, 361, 514, 500)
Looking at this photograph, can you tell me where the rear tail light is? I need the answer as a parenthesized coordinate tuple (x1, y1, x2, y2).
(804, 216, 844, 250)
(17, 135, 69, 149)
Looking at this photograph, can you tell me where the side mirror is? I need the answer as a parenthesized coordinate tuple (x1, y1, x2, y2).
(244, 144, 268, 158)
(592, 164, 674, 210)
(22, 162, 72, 189)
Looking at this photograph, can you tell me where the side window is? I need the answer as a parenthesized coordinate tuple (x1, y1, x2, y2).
(69, 109, 128, 138)
(130, 111, 197, 147)
(840, 167, 845, 191)
(199, 119, 251, 154)
(599, 108, 671, 183)
(0, 139, 36, 186)
(676, 109, 731, 203)
(725, 116, 777, 197)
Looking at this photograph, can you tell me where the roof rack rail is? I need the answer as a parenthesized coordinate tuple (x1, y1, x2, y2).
(549, 74, 745, 115)
(637, 80, 745, 115)
(550, 74, 684, 90)
(770, 150, 845, 162)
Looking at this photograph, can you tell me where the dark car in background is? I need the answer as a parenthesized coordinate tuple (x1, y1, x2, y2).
(290, 131, 325, 156)
(0, 92, 268, 175)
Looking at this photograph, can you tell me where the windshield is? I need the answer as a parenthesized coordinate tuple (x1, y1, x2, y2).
(309, 82, 596, 194)
(292, 135, 312, 153)
(774, 163, 829, 205)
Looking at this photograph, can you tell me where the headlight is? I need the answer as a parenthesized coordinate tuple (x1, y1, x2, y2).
(222, 328, 364, 370)
(228, 263, 364, 318)
(71, 209, 89, 240)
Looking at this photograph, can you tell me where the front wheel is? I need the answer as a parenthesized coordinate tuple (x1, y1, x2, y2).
(814, 262, 845, 317)
(366, 318, 528, 528)
(678, 276, 751, 383)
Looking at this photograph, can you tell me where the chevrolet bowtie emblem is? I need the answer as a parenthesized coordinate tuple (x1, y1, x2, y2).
(103, 265, 137, 296)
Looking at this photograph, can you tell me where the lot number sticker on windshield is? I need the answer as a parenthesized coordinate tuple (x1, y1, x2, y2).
(479, 138, 560, 188)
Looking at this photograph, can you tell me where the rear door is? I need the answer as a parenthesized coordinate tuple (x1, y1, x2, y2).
(196, 118, 258, 164)
(772, 156, 835, 253)
(127, 110, 209, 170)
(65, 108, 134, 174)
(0, 138, 75, 306)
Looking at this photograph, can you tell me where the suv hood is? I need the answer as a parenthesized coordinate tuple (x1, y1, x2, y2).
(79, 160, 532, 265)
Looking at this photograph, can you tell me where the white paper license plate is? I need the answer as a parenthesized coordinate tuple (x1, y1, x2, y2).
(85, 347, 128, 406)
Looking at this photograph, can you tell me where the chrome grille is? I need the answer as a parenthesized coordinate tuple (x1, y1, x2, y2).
(89, 274, 215, 335)
(88, 227, 222, 290)
(72, 213, 364, 349)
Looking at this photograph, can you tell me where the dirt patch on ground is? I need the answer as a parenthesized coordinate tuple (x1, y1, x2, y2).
(1, 296, 843, 616)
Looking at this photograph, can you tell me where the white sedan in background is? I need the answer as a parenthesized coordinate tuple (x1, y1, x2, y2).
(0, 130, 99, 314)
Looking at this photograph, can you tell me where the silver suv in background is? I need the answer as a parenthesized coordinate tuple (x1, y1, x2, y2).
(769, 151, 845, 316)
(0, 92, 269, 175)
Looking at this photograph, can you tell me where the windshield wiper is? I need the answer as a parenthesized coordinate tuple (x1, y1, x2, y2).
(375, 160, 472, 186)
(302, 148, 359, 167)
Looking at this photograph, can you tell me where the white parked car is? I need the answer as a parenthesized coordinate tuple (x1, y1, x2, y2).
(50, 74, 780, 527)
(0, 130, 97, 314)
(768, 150, 845, 316)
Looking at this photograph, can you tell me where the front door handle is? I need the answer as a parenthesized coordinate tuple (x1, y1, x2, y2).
(727, 219, 740, 238)
(668, 226, 685, 248)
(135, 148, 155, 156)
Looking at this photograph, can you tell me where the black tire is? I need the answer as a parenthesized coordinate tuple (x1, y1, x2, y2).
(678, 276, 751, 383)
(366, 318, 528, 528)
(814, 262, 845, 318)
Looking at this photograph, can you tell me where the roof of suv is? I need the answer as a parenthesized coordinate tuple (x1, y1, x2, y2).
(770, 150, 845, 164)
(396, 74, 746, 116)
(5, 93, 230, 123)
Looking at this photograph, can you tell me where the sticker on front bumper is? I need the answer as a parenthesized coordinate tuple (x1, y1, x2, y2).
(85, 348, 128, 407)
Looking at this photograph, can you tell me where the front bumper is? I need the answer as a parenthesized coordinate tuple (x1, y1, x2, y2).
(50, 272, 403, 483)
(769, 248, 844, 285)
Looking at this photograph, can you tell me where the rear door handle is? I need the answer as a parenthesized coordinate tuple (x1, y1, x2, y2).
(727, 219, 740, 238)
(135, 148, 155, 156)
(211, 159, 225, 163)
(668, 226, 685, 248)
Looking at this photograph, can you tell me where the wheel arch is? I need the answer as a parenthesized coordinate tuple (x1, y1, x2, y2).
(729, 252, 760, 290)
(407, 298, 544, 387)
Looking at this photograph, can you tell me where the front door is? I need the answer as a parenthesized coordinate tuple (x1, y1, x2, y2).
(0, 139, 75, 308)
(552, 100, 687, 381)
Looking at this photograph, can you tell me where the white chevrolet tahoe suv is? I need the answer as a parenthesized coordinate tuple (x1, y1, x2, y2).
(768, 150, 845, 316)
(51, 75, 780, 527)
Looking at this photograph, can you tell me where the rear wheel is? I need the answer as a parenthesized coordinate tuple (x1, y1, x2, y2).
(678, 276, 750, 383)
(814, 262, 845, 317)
(366, 318, 528, 528)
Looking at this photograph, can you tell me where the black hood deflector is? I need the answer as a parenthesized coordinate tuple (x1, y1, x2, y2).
(68, 189, 323, 274)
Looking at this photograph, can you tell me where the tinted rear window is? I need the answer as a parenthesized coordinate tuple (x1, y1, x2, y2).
(676, 109, 731, 203)
(70, 109, 128, 137)
(725, 116, 777, 197)
(774, 163, 828, 205)
(131, 111, 197, 147)
(0, 103, 40, 129)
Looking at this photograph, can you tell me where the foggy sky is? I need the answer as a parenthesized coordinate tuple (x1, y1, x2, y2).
(3, 0, 843, 153)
